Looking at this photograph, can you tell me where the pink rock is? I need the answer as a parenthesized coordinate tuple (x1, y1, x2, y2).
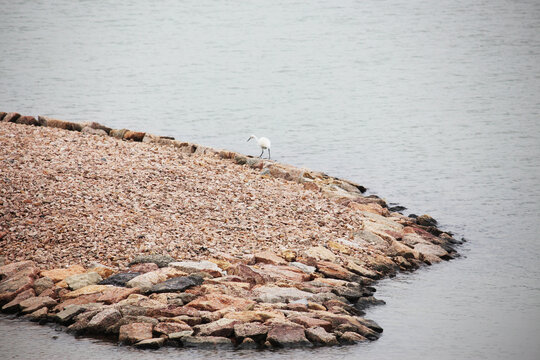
(266, 321, 310, 348)
(185, 293, 255, 312)
(0, 274, 35, 305)
(153, 321, 191, 336)
(254, 251, 287, 266)
(97, 287, 140, 304)
(119, 322, 154, 344)
(227, 264, 270, 285)
(19, 296, 57, 314)
(129, 263, 159, 273)
(256, 264, 312, 282)
(0, 260, 37, 279)
(1, 288, 36, 312)
(289, 315, 333, 332)
(316, 261, 357, 281)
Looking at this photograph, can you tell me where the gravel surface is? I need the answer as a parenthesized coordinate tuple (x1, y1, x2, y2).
(0, 122, 365, 269)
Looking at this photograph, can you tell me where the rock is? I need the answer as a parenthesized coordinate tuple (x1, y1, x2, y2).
(1, 288, 36, 312)
(65, 272, 103, 290)
(153, 321, 191, 336)
(266, 321, 311, 348)
(304, 246, 337, 262)
(81, 127, 107, 136)
(79, 121, 111, 134)
(224, 310, 284, 323)
(168, 330, 194, 341)
(315, 311, 379, 340)
(303, 182, 321, 192)
(98, 272, 141, 287)
(41, 117, 83, 131)
(126, 268, 186, 292)
(87, 308, 122, 332)
(226, 264, 270, 285)
(0, 112, 6, 121)
(53, 292, 103, 311)
(332, 286, 363, 302)
(316, 261, 358, 282)
(123, 130, 146, 142)
(148, 274, 203, 294)
(290, 262, 317, 274)
(19, 296, 56, 314)
(134, 338, 164, 349)
(416, 214, 438, 227)
(119, 322, 154, 344)
(280, 250, 297, 262)
(62, 285, 111, 299)
(169, 261, 224, 277)
(253, 251, 287, 266)
(0, 260, 37, 280)
(344, 260, 380, 279)
(109, 128, 129, 139)
(0, 273, 36, 305)
(2, 112, 20, 123)
(66, 309, 101, 334)
(26, 306, 49, 322)
(253, 286, 313, 303)
(129, 255, 176, 268)
(289, 315, 333, 332)
(54, 305, 87, 324)
(129, 263, 159, 273)
(97, 287, 140, 304)
(186, 293, 255, 312)
(181, 336, 234, 349)
(305, 326, 338, 345)
(33, 277, 54, 295)
(339, 331, 368, 344)
(414, 243, 448, 263)
(238, 337, 259, 349)
(108, 315, 158, 334)
(233, 322, 269, 341)
(41, 265, 86, 283)
(15, 115, 40, 126)
(194, 318, 239, 337)
(256, 264, 311, 282)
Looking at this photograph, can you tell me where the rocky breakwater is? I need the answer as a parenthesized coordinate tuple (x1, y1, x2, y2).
(0, 112, 462, 350)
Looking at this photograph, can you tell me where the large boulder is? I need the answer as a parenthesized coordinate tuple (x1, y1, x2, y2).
(266, 320, 311, 348)
(180, 335, 234, 349)
(19, 296, 56, 314)
(119, 322, 154, 344)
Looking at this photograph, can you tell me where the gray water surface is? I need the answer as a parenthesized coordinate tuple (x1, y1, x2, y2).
(1, 0, 539, 359)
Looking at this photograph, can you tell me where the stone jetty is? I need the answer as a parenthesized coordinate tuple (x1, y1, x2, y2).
(0, 112, 461, 350)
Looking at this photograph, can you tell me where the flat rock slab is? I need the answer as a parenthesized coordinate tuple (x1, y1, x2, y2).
(181, 336, 234, 349)
(253, 251, 287, 266)
(305, 326, 338, 345)
(253, 286, 313, 303)
(149, 274, 203, 294)
(1, 288, 35, 312)
(62, 285, 111, 299)
(186, 293, 255, 312)
(194, 318, 239, 337)
(41, 265, 86, 283)
(19, 296, 56, 314)
(169, 261, 224, 277)
(66, 272, 102, 290)
(0, 260, 36, 279)
(233, 322, 269, 341)
(134, 338, 165, 349)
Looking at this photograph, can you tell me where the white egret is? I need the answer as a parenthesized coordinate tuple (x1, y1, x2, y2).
(247, 134, 271, 159)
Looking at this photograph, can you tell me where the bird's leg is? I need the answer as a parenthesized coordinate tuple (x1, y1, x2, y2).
(267, 149, 271, 159)
(259, 149, 264, 158)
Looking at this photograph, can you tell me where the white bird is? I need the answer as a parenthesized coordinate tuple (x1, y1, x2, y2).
(247, 134, 271, 159)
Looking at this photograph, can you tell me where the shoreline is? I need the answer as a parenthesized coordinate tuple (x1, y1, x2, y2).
(0, 112, 461, 350)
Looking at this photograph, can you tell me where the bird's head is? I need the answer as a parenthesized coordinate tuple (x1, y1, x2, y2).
(247, 135, 256, 142)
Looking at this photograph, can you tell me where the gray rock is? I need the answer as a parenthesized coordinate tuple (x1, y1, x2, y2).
(168, 330, 194, 341)
(181, 336, 234, 349)
(66, 272, 102, 290)
(339, 331, 368, 344)
(134, 338, 165, 349)
(99, 272, 141, 287)
(33, 277, 54, 295)
(149, 275, 204, 294)
(290, 262, 316, 274)
(194, 318, 238, 337)
(253, 286, 313, 303)
(305, 326, 338, 345)
(54, 305, 87, 324)
(233, 322, 269, 342)
(129, 255, 176, 268)
(86, 308, 122, 332)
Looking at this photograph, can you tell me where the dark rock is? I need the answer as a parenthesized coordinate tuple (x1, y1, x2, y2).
(123, 131, 146, 142)
(0, 112, 6, 121)
(129, 255, 176, 268)
(416, 214, 438, 227)
(110, 128, 129, 139)
(98, 272, 141, 287)
(2, 112, 20, 123)
(149, 275, 203, 294)
(16, 116, 40, 126)
(331, 286, 363, 302)
(355, 296, 386, 310)
(357, 318, 383, 333)
(388, 205, 407, 213)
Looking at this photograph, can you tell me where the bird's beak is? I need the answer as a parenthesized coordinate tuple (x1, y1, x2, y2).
(247, 137, 251, 142)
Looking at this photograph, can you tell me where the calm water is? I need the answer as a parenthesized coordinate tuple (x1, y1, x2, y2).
(1, 0, 539, 359)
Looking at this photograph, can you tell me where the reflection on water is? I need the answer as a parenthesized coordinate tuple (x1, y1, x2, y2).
(1, 0, 539, 359)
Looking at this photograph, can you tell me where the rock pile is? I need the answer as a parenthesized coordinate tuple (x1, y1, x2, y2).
(0, 112, 462, 350)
